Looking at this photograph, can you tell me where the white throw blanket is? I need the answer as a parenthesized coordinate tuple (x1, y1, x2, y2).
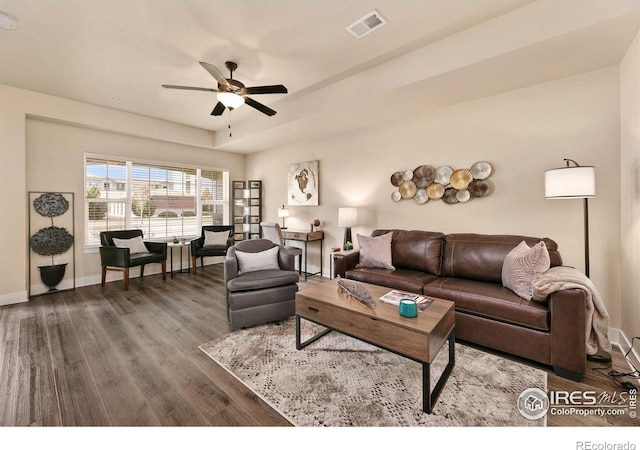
(532, 266, 612, 356)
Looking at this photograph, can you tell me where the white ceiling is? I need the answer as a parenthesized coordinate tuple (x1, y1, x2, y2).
(2, 0, 640, 153)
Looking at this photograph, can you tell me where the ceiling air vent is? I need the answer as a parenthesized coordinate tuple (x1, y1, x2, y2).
(346, 9, 387, 39)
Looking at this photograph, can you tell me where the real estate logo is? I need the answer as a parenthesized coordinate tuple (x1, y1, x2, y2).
(517, 387, 637, 420)
(517, 387, 549, 420)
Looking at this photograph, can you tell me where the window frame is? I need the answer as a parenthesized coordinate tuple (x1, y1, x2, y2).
(84, 153, 229, 248)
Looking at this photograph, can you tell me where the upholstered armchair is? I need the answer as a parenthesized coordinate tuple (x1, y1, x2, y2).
(224, 239, 299, 330)
(99, 229, 167, 290)
(190, 225, 234, 274)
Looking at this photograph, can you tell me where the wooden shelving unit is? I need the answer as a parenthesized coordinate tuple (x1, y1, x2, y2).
(232, 180, 262, 242)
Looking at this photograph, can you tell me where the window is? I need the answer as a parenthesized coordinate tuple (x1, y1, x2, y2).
(84, 155, 229, 246)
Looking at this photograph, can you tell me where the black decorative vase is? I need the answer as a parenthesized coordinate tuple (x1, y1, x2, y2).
(38, 263, 67, 292)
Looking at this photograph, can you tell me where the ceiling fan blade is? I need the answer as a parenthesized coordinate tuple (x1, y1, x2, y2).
(200, 62, 230, 87)
(244, 85, 288, 95)
(162, 84, 219, 93)
(244, 97, 277, 116)
(211, 102, 226, 116)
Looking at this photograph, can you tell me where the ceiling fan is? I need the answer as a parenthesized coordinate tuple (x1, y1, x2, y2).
(162, 61, 288, 117)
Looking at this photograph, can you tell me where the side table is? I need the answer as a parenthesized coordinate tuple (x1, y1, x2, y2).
(168, 242, 190, 277)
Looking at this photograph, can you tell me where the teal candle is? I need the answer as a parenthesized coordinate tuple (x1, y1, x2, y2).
(399, 299, 418, 318)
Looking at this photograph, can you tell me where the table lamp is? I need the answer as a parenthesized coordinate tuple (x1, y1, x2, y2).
(278, 205, 289, 229)
(338, 207, 358, 250)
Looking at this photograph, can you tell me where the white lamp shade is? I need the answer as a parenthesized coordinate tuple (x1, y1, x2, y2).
(338, 207, 358, 227)
(277, 207, 289, 218)
(545, 166, 595, 199)
(217, 92, 245, 109)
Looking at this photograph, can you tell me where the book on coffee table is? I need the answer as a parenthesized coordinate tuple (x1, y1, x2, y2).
(380, 290, 432, 310)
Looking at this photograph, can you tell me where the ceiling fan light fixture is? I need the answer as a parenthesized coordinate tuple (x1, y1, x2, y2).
(217, 92, 244, 110)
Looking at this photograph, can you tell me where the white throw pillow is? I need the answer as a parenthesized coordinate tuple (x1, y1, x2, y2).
(355, 232, 395, 270)
(501, 240, 550, 300)
(204, 230, 230, 247)
(235, 246, 280, 274)
(113, 236, 148, 254)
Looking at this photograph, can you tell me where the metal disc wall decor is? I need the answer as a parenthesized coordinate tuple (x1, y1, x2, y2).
(413, 189, 428, 204)
(434, 166, 453, 185)
(390, 172, 404, 187)
(398, 180, 417, 199)
(389, 161, 493, 205)
(427, 183, 444, 199)
(449, 169, 473, 190)
(470, 161, 492, 180)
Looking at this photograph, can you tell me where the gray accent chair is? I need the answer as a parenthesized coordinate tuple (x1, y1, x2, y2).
(224, 239, 299, 331)
(260, 221, 303, 275)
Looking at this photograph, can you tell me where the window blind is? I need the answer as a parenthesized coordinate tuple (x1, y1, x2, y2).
(84, 155, 228, 246)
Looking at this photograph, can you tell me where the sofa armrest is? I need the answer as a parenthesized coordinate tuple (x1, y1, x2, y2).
(191, 236, 205, 253)
(99, 246, 130, 267)
(277, 247, 295, 271)
(145, 241, 167, 258)
(333, 250, 360, 278)
(224, 247, 239, 284)
(549, 288, 587, 380)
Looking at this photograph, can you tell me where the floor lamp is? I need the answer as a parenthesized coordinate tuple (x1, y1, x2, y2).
(338, 207, 358, 250)
(545, 160, 609, 362)
(544, 159, 595, 277)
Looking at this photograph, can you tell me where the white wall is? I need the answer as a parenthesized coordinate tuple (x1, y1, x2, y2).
(0, 84, 244, 304)
(620, 31, 640, 348)
(247, 67, 623, 329)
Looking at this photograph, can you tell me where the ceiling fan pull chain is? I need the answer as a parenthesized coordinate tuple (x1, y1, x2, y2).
(228, 111, 232, 138)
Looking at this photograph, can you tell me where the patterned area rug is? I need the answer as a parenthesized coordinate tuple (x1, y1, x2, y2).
(199, 317, 547, 427)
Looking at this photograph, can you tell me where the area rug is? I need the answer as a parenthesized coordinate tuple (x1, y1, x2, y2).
(199, 317, 547, 427)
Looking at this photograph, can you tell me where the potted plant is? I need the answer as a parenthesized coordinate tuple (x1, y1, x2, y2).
(29, 193, 73, 292)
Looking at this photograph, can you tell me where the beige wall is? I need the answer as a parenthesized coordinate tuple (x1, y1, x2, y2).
(1, 60, 634, 346)
(247, 67, 623, 330)
(620, 31, 640, 349)
(0, 84, 244, 303)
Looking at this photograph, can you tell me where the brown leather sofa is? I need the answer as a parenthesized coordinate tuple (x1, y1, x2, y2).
(332, 229, 587, 381)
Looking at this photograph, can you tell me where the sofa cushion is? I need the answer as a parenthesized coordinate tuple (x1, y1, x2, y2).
(227, 269, 299, 292)
(372, 229, 444, 275)
(204, 229, 230, 247)
(129, 252, 165, 266)
(113, 236, 148, 254)
(356, 232, 395, 270)
(501, 241, 550, 300)
(236, 246, 280, 274)
(441, 233, 561, 283)
(346, 267, 440, 294)
(424, 277, 550, 331)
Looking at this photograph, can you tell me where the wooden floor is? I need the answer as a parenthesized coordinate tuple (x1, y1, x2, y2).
(0, 264, 637, 427)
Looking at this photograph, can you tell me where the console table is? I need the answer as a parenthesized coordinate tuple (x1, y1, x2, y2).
(282, 230, 324, 280)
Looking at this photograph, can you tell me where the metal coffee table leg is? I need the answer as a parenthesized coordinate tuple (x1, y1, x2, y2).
(423, 328, 455, 413)
(295, 314, 332, 350)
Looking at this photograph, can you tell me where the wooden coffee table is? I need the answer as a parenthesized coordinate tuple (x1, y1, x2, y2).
(295, 278, 455, 413)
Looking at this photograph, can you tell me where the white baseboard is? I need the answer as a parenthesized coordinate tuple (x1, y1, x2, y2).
(613, 327, 640, 374)
(87, 258, 226, 287)
(0, 290, 28, 306)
